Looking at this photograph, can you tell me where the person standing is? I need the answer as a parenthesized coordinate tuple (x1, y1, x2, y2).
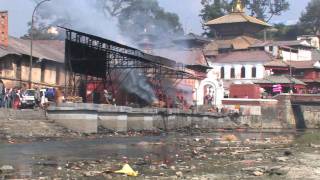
(34, 87, 41, 108)
(0, 80, 5, 108)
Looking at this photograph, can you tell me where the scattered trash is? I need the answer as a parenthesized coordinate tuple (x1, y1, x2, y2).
(176, 171, 183, 177)
(253, 170, 264, 176)
(268, 166, 290, 175)
(284, 150, 293, 156)
(310, 143, 320, 148)
(275, 157, 289, 162)
(114, 164, 138, 177)
(83, 171, 103, 177)
(222, 134, 238, 142)
(0, 165, 14, 174)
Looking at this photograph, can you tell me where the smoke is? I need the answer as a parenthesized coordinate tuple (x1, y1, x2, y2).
(120, 69, 157, 104)
(31, 0, 189, 105)
(32, 0, 126, 43)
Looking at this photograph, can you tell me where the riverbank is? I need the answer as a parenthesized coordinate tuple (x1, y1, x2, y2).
(1, 130, 319, 179)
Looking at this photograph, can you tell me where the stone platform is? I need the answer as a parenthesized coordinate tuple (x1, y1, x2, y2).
(46, 103, 285, 133)
(46, 103, 233, 133)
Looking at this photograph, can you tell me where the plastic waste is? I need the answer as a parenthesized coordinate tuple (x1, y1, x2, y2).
(114, 164, 138, 177)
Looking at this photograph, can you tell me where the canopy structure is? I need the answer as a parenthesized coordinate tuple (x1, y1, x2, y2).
(63, 28, 205, 79)
(62, 27, 208, 100)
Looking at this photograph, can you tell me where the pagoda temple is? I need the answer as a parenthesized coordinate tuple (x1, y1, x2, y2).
(205, 0, 271, 39)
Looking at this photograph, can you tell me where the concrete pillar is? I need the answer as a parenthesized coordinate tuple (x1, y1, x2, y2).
(234, 65, 242, 79)
(256, 64, 265, 79)
(224, 65, 231, 79)
(245, 65, 253, 79)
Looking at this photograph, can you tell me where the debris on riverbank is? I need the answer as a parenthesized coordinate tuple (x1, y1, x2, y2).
(1, 131, 319, 179)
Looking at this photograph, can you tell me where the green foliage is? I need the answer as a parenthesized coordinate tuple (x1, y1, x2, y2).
(299, 0, 320, 35)
(200, 0, 231, 37)
(99, 0, 184, 41)
(268, 23, 305, 40)
(245, 0, 289, 21)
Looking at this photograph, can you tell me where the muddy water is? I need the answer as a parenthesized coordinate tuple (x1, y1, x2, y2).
(0, 130, 302, 178)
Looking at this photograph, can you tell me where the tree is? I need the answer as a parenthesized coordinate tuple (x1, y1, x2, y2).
(98, 0, 184, 42)
(21, 21, 67, 40)
(25, 0, 184, 42)
(200, 0, 230, 37)
(245, 0, 289, 21)
(299, 0, 320, 35)
(268, 23, 305, 40)
(200, 0, 289, 36)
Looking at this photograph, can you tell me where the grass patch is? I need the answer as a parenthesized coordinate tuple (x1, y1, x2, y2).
(294, 131, 320, 145)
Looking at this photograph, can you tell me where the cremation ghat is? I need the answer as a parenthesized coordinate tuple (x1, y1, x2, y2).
(61, 27, 210, 106)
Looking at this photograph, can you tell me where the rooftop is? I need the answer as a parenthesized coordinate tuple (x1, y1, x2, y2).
(255, 75, 306, 85)
(153, 48, 208, 66)
(251, 40, 314, 48)
(205, 12, 271, 27)
(264, 60, 320, 69)
(0, 36, 65, 63)
(204, 35, 262, 56)
(210, 50, 274, 64)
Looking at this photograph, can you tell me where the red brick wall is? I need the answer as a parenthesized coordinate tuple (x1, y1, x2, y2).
(0, 11, 8, 47)
(303, 69, 317, 79)
(229, 84, 261, 99)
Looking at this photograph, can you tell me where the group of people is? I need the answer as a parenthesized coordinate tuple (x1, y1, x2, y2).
(0, 80, 58, 109)
(0, 81, 26, 109)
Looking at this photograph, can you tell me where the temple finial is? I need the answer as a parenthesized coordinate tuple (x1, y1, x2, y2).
(232, 0, 245, 13)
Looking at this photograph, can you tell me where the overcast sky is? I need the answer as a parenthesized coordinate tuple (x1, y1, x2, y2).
(0, 0, 311, 37)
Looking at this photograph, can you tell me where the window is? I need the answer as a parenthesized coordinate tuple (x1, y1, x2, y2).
(241, 66, 246, 78)
(220, 67, 225, 79)
(252, 67, 257, 78)
(269, 46, 273, 52)
(230, 67, 235, 78)
(294, 70, 304, 77)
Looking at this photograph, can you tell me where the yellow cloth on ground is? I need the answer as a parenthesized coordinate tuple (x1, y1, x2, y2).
(114, 164, 139, 177)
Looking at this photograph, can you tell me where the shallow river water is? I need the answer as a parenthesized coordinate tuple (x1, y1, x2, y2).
(0, 130, 312, 178)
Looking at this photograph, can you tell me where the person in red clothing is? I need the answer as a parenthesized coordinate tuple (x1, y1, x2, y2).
(12, 88, 21, 109)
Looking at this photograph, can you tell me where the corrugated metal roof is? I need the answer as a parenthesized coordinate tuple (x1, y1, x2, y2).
(255, 75, 306, 85)
(265, 60, 320, 69)
(0, 36, 64, 63)
(153, 48, 207, 66)
(264, 60, 288, 67)
(251, 40, 313, 48)
(210, 50, 274, 64)
(204, 36, 262, 56)
(205, 12, 271, 27)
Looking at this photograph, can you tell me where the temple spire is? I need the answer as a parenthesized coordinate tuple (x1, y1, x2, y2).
(232, 0, 245, 13)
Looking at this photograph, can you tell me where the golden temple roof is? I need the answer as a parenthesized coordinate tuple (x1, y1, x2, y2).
(205, 12, 271, 27)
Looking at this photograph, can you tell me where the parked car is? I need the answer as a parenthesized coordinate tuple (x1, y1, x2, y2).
(21, 89, 36, 108)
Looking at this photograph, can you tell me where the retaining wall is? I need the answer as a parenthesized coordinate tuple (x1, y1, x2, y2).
(46, 103, 284, 133)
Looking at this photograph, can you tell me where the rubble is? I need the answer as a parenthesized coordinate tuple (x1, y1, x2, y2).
(0, 165, 14, 174)
(275, 156, 289, 162)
